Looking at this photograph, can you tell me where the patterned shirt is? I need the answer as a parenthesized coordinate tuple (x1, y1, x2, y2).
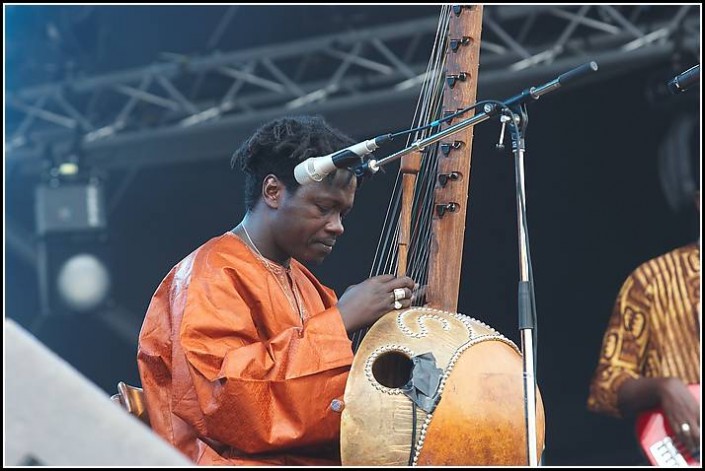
(587, 243, 701, 417)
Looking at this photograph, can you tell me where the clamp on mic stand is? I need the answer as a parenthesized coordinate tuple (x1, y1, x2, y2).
(355, 62, 599, 467)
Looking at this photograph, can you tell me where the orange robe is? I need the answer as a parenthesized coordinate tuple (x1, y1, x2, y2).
(137, 232, 354, 465)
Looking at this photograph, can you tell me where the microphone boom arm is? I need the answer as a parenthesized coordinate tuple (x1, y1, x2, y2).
(370, 110, 492, 172)
(362, 61, 599, 176)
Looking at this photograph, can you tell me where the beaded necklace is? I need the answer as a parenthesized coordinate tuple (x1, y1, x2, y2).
(240, 222, 306, 326)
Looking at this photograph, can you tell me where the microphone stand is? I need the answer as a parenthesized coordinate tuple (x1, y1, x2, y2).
(357, 61, 599, 467)
(506, 101, 540, 467)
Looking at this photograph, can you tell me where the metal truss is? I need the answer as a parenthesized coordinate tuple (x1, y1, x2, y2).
(5, 4, 700, 349)
(5, 5, 700, 171)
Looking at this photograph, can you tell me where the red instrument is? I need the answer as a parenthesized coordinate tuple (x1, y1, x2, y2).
(636, 384, 700, 466)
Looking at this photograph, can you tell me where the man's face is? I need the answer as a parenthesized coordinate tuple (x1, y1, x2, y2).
(273, 172, 356, 264)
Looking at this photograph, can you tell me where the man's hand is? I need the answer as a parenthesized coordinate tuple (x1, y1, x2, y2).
(337, 275, 416, 333)
(657, 378, 700, 454)
(619, 377, 700, 454)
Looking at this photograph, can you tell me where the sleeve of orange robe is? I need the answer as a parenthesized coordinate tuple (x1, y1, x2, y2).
(178, 259, 354, 454)
(587, 270, 650, 417)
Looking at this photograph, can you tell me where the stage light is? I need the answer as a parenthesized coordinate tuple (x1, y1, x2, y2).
(34, 175, 114, 317)
(56, 253, 111, 313)
(57, 162, 79, 176)
(35, 181, 106, 235)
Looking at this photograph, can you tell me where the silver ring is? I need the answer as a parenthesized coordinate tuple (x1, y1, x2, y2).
(393, 288, 406, 302)
(681, 422, 691, 433)
(393, 300, 403, 310)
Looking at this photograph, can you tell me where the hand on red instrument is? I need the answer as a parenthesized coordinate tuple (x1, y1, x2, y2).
(337, 275, 416, 333)
(658, 378, 700, 454)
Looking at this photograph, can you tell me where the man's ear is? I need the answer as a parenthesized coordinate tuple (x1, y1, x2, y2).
(262, 174, 283, 209)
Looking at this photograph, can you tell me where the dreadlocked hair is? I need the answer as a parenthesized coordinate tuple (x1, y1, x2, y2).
(231, 115, 357, 210)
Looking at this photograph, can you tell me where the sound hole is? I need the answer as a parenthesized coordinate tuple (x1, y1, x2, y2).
(372, 351, 413, 389)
